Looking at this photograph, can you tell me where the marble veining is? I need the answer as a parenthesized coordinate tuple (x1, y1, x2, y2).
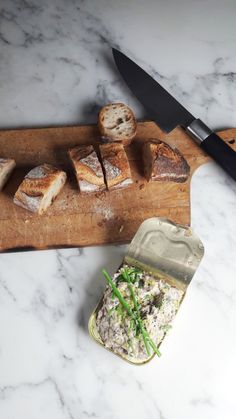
(0, 0, 236, 418)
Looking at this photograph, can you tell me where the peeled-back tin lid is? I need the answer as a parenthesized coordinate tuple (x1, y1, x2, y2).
(124, 218, 204, 291)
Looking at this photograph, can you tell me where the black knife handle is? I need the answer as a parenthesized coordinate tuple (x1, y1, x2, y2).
(201, 133, 236, 181)
(186, 119, 236, 182)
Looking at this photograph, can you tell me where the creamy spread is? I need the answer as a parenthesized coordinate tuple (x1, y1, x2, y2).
(96, 265, 184, 362)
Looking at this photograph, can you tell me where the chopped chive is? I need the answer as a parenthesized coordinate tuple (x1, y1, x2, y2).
(102, 268, 161, 358)
(108, 308, 114, 316)
(139, 322, 161, 357)
(122, 269, 139, 312)
(137, 319, 150, 356)
(122, 268, 160, 357)
(102, 269, 135, 320)
(160, 324, 172, 332)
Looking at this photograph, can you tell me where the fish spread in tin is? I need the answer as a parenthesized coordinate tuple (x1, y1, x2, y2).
(96, 264, 183, 362)
(89, 217, 204, 364)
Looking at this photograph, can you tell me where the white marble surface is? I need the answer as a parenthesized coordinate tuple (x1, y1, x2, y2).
(0, 1, 236, 418)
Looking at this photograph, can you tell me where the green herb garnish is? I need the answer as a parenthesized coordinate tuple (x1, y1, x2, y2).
(102, 269, 134, 317)
(121, 269, 150, 356)
(160, 324, 172, 332)
(108, 308, 115, 316)
(102, 268, 161, 358)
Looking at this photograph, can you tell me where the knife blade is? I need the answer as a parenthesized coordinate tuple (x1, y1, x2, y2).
(112, 48, 236, 182)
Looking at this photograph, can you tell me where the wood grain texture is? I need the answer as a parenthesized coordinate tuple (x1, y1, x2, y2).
(0, 122, 235, 252)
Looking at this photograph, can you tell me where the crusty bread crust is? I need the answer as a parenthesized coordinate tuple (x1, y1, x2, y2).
(14, 163, 67, 214)
(0, 158, 16, 191)
(143, 139, 190, 183)
(98, 103, 137, 145)
(68, 145, 106, 193)
(99, 142, 133, 190)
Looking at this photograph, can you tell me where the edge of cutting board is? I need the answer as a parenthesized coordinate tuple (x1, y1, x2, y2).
(0, 121, 235, 252)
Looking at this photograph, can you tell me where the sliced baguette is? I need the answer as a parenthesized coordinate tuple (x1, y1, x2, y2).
(143, 139, 190, 183)
(14, 164, 67, 214)
(68, 145, 106, 193)
(98, 103, 137, 145)
(0, 158, 16, 191)
(99, 142, 133, 190)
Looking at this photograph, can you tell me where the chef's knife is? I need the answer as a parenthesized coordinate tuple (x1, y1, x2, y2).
(112, 48, 236, 182)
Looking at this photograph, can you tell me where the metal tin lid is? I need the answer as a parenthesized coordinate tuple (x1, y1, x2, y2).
(124, 217, 204, 290)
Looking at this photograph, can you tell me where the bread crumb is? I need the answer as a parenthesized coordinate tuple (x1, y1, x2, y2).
(119, 225, 124, 233)
(96, 203, 114, 221)
(103, 207, 113, 220)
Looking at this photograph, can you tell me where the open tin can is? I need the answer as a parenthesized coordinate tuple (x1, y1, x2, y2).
(89, 217, 204, 365)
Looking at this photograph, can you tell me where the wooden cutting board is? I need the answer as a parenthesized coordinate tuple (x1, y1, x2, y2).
(0, 122, 235, 252)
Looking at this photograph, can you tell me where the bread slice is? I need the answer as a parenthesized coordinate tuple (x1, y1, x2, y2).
(98, 103, 137, 145)
(99, 142, 133, 190)
(143, 139, 190, 183)
(0, 158, 16, 191)
(14, 164, 67, 214)
(68, 145, 106, 193)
